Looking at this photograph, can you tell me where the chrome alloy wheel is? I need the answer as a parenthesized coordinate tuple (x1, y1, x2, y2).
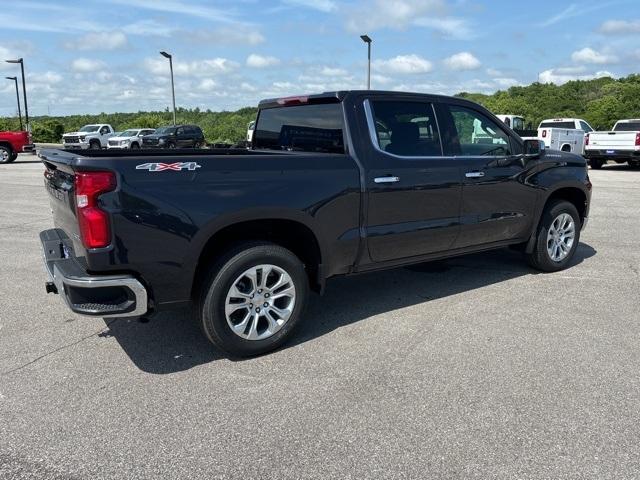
(546, 213, 576, 262)
(224, 264, 296, 341)
(0, 149, 9, 162)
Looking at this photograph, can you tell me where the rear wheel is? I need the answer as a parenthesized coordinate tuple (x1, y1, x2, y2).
(0, 145, 13, 164)
(167, 142, 176, 149)
(629, 160, 640, 169)
(589, 159, 604, 169)
(196, 242, 309, 357)
(561, 144, 572, 152)
(526, 200, 581, 272)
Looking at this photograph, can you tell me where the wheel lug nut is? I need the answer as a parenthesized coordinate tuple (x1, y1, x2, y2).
(258, 289, 262, 293)
(256, 307, 260, 313)
(263, 302, 268, 307)
(265, 293, 270, 298)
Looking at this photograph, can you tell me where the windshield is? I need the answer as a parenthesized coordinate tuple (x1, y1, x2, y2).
(614, 122, 640, 132)
(119, 129, 140, 137)
(155, 127, 176, 135)
(79, 125, 100, 132)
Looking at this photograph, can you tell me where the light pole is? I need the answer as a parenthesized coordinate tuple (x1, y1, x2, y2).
(5, 76, 23, 130)
(5, 58, 28, 131)
(160, 51, 176, 125)
(360, 34, 372, 90)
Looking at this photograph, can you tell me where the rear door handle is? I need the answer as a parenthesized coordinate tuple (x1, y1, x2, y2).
(374, 176, 400, 184)
(465, 171, 485, 178)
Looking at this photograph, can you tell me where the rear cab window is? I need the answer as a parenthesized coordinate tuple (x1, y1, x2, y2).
(613, 122, 640, 131)
(539, 121, 577, 129)
(367, 100, 442, 157)
(254, 103, 345, 154)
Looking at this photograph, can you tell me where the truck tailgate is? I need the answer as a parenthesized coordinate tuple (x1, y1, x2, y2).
(589, 132, 637, 149)
(40, 150, 82, 254)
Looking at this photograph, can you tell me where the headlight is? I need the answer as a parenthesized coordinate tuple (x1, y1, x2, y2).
(158, 138, 165, 144)
(120, 140, 129, 145)
(79, 136, 86, 142)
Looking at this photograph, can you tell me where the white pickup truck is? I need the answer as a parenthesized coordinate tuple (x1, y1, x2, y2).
(62, 124, 115, 150)
(538, 118, 593, 154)
(584, 119, 640, 169)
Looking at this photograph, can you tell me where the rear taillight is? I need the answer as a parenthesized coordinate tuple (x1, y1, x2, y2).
(541, 130, 547, 138)
(75, 171, 116, 249)
(636, 133, 640, 146)
(585, 133, 590, 146)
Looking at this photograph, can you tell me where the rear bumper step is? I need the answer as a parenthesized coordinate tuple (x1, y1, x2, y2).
(40, 229, 147, 318)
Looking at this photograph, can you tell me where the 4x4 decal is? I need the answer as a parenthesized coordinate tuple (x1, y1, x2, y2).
(136, 162, 201, 172)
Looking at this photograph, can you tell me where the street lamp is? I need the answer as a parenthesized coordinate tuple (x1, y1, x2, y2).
(5, 58, 28, 131)
(5, 76, 23, 130)
(360, 34, 372, 90)
(160, 51, 176, 126)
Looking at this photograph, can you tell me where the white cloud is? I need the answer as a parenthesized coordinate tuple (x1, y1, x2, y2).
(598, 19, 640, 34)
(187, 27, 265, 45)
(107, 0, 236, 23)
(197, 79, 217, 91)
(320, 66, 348, 76)
(413, 17, 474, 39)
(71, 58, 106, 72)
(539, 68, 614, 85)
(246, 54, 280, 68)
(493, 77, 520, 88)
(346, 0, 446, 32)
(371, 74, 392, 85)
(372, 54, 433, 74)
(143, 57, 238, 76)
(64, 31, 127, 50)
(283, 0, 336, 12)
(444, 52, 481, 70)
(571, 47, 618, 65)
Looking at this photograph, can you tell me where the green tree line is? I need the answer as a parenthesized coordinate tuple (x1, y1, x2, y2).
(1, 74, 639, 143)
(457, 74, 640, 130)
(0, 106, 258, 144)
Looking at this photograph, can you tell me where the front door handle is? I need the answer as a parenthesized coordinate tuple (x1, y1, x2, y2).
(374, 176, 400, 184)
(465, 171, 485, 178)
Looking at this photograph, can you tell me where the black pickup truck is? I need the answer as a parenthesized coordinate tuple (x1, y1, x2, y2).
(40, 91, 591, 356)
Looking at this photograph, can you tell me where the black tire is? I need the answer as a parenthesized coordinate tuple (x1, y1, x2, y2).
(167, 142, 176, 149)
(130, 142, 140, 150)
(561, 144, 572, 152)
(89, 140, 101, 150)
(526, 200, 581, 272)
(196, 242, 309, 357)
(629, 161, 640, 169)
(589, 159, 604, 169)
(194, 141, 202, 149)
(9, 152, 18, 162)
(0, 145, 13, 164)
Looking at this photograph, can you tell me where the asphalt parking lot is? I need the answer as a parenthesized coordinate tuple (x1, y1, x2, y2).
(1, 154, 639, 479)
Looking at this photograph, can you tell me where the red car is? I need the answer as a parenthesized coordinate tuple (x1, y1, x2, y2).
(0, 130, 35, 164)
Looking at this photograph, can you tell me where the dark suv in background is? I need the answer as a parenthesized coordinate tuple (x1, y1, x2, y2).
(142, 124, 205, 149)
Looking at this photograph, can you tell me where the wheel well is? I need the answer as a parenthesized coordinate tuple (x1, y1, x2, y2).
(545, 187, 587, 223)
(192, 219, 323, 297)
(0, 141, 14, 153)
(561, 144, 572, 152)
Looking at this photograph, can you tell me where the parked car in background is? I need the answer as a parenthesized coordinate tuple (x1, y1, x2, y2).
(141, 124, 205, 149)
(62, 124, 115, 150)
(39, 90, 591, 357)
(107, 129, 156, 150)
(496, 114, 537, 137)
(537, 118, 593, 154)
(584, 119, 640, 169)
(0, 130, 34, 164)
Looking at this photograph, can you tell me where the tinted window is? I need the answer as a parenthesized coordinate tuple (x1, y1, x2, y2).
(613, 122, 640, 131)
(513, 117, 525, 130)
(369, 101, 442, 157)
(539, 121, 576, 129)
(176, 127, 184, 135)
(447, 105, 511, 156)
(579, 121, 593, 132)
(254, 103, 345, 153)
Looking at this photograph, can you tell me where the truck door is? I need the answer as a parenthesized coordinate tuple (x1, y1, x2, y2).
(361, 98, 462, 263)
(437, 102, 538, 247)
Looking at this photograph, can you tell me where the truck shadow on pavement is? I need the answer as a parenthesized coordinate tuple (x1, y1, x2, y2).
(103, 243, 596, 374)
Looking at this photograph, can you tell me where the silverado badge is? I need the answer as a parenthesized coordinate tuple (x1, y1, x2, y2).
(136, 162, 201, 172)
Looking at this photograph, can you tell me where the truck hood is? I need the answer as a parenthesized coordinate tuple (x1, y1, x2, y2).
(63, 132, 96, 137)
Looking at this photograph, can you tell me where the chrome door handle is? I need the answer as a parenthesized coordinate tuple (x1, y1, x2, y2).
(374, 176, 400, 184)
(465, 171, 485, 178)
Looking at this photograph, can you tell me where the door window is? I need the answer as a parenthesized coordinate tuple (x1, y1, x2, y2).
(447, 106, 512, 156)
(368, 101, 442, 157)
(512, 117, 524, 131)
(176, 127, 184, 135)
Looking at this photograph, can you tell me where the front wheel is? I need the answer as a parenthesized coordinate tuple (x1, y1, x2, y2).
(526, 200, 581, 272)
(197, 242, 309, 357)
(89, 140, 101, 150)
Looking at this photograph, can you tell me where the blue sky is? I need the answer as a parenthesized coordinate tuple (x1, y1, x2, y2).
(0, 0, 639, 116)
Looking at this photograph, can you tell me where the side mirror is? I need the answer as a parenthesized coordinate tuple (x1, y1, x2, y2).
(524, 139, 544, 158)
